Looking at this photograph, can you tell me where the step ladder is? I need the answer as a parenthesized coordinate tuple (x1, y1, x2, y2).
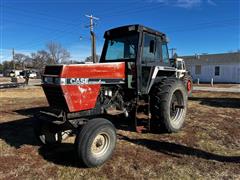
(134, 96, 151, 133)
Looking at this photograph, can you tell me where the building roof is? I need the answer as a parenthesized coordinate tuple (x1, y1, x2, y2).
(181, 52, 240, 65)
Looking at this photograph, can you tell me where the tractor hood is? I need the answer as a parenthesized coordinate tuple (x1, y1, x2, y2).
(42, 62, 125, 112)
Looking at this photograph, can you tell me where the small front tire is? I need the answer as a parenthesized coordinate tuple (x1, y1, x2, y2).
(75, 118, 116, 168)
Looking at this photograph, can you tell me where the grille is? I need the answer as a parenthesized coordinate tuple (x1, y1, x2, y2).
(42, 85, 68, 110)
(44, 65, 63, 76)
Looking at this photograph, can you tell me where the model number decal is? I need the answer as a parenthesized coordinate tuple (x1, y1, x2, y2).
(43, 77, 125, 85)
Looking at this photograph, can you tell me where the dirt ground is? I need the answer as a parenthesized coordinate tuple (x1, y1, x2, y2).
(0, 87, 239, 179)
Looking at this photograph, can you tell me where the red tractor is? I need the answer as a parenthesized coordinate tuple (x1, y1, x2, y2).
(35, 25, 188, 167)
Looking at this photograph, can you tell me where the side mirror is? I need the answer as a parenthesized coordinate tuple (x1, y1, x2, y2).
(149, 40, 155, 53)
(110, 40, 115, 46)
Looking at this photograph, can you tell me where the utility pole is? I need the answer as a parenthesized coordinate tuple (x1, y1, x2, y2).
(85, 14, 99, 63)
(12, 48, 15, 70)
(169, 48, 177, 58)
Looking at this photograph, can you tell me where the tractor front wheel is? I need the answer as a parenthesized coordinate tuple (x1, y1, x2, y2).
(75, 118, 116, 167)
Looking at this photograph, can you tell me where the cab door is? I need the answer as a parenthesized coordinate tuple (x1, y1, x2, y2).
(140, 33, 162, 93)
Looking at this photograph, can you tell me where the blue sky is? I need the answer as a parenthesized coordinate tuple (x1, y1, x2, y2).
(0, 0, 239, 62)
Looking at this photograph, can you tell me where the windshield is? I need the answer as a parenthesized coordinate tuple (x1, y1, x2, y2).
(104, 34, 138, 61)
(176, 61, 183, 70)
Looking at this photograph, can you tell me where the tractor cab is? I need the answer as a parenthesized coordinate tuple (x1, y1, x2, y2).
(100, 25, 176, 94)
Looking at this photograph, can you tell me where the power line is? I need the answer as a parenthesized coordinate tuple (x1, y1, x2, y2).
(85, 14, 99, 32)
(9, 20, 83, 49)
(0, 4, 81, 27)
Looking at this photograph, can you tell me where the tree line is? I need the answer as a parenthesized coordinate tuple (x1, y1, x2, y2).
(0, 41, 100, 76)
(0, 42, 73, 75)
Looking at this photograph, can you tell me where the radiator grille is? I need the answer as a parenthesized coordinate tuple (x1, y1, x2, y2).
(42, 85, 68, 111)
(44, 65, 63, 75)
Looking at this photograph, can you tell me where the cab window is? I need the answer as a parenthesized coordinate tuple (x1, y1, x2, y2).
(142, 34, 161, 63)
(142, 34, 155, 62)
(162, 44, 169, 64)
(105, 34, 138, 61)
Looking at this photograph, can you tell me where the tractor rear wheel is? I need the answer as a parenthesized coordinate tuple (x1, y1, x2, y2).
(150, 78, 188, 132)
(75, 118, 116, 167)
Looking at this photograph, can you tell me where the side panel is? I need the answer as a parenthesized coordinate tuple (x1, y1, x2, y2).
(61, 84, 101, 112)
(60, 62, 125, 112)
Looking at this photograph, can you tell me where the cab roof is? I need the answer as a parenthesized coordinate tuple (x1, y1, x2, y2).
(104, 24, 166, 39)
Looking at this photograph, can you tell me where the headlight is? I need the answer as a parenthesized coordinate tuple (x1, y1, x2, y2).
(42, 77, 65, 85)
(54, 78, 66, 85)
(44, 77, 53, 84)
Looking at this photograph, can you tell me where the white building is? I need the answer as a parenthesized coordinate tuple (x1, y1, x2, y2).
(182, 52, 240, 83)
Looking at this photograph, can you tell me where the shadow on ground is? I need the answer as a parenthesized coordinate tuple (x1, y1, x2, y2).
(0, 107, 47, 148)
(118, 135, 240, 164)
(0, 118, 39, 148)
(15, 107, 48, 117)
(189, 97, 240, 108)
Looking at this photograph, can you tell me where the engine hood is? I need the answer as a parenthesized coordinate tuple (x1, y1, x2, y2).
(42, 62, 125, 112)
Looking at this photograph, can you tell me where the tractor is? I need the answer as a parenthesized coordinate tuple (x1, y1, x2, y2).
(170, 58, 193, 95)
(35, 25, 188, 167)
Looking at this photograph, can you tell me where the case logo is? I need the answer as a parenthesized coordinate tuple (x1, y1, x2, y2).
(69, 78, 89, 85)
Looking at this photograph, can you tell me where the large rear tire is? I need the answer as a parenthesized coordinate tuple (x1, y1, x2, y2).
(150, 78, 188, 132)
(75, 118, 116, 167)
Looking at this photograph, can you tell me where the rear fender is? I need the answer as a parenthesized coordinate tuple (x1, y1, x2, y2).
(147, 66, 176, 93)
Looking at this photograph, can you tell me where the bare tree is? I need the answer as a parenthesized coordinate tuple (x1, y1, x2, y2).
(14, 53, 30, 69)
(85, 55, 100, 63)
(31, 50, 51, 72)
(2, 60, 14, 72)
(46, 41, 70, 64)
(0, 63, 3, 74)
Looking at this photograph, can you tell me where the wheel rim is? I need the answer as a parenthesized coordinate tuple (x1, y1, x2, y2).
(39, 135, 47, 144)
(170, 90, 184, 123)
(39, 132, 59, 144)
(187, 80, 191, 92)
(91, 132, 110, 157)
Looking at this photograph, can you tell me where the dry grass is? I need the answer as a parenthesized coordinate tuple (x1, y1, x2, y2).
(0, 77, 11, 83)
(0, 87, 239, 179)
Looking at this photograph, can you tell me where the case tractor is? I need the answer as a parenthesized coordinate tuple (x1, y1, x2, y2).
(35, 25, 189, 167)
